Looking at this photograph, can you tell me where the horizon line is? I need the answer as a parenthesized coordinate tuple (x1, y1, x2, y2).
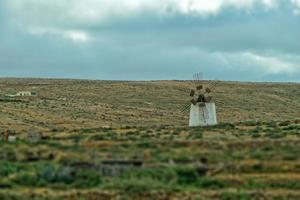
(0, 76, 299, 84)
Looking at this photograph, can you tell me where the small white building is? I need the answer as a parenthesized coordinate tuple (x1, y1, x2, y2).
(15, 91, 37, 97)
(189, 102, 217, 127)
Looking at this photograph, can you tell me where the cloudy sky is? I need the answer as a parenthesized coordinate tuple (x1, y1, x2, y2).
(1, 0, 300, 81)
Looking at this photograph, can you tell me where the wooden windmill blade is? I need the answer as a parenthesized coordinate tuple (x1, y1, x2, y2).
(175, 77, 196, 95)
(192, 72, 204, 88)
(178, 72, 204, 114)
(186, 76, 196, 92)
(179, 103, 191, 114)
(206, 80, 219, 93)
(177, 86, 192, 94)
(177, 72, 218, 127)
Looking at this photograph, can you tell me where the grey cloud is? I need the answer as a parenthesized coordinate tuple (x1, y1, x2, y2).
(0, 0, 300, 82)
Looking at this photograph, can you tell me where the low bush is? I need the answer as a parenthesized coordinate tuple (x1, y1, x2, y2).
(278, 121, 291, 126)
(266, 121, 278, 128)
(242, 121, 260, 126)
(210, 123, 236, 130)
(221, 192, 252, 200)
(104, 178, 173, 194)
(12, 162, 102, 188)
(0, 161, 20, 178)
(196, 177, 225, 189)
(175, 167, 198, 185)
(71, 169, 102, 188)
(13, 172, 42, 186)
(265, 131, 286, 139)
(122, 167, 177, 184)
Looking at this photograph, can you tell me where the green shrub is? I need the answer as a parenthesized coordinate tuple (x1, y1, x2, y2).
(278, 121, 291, 126)
(265, 131, 285, 139)
(196, 178, 225, 189)
(0, 161, 20, 178)
(250, 127, 262, 134)
(251, 132, 261, 138)
(13, 172, 41, 186)
(136, 142, 155, 148)
(122, 168, 177, 184)
(90, 134, 105, 141)
(72, 169, 102, 188)
(37, 164, 57, 183)
(266, 121, 277, 128)
(283, 125, 300, 131)
(221, 192, 252, 200)
(104, 178, 172, 194)
(175, 167, 198, 185)
(187, 131, 203, 140)
(212, 123, 236, 130)
(54, 166, 74, 184)
(243, 121, 260, 126)
(269, 180, 300, 189)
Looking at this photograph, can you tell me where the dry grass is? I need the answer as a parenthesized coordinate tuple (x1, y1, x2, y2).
(0, 78, 299, 199)
(0, 78, 299, 133)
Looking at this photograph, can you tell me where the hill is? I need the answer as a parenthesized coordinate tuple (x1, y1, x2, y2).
(0, 78, 299, 200)
(0, 78, 299, 132)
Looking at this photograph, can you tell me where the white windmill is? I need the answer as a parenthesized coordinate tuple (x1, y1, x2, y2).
(180, 73, 218, 127)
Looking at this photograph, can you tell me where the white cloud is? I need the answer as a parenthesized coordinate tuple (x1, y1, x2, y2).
(4, 0, 284, 42)
(29, 28, 90, 43)
(262, 0, 278, 8)
(291, 0, 300, 7)
(73, 0, 280, 19)
(291, 0, 300, 15)
(246, 53, 298, 74)
(4, 0, 277, 43)
(172, 0, 279, 15)
(3, 0, 300, 82)
(8, 0, 280, 24)
(65, 31, 90, 43)
(221, 52, 299, 75)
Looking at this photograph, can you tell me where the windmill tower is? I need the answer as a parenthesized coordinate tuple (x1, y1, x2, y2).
(180, 73, 218, 127)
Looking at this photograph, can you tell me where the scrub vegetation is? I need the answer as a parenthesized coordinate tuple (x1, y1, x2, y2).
(0, 79, 299, 199)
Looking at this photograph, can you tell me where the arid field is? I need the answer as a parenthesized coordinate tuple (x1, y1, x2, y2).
(0, 78, 299, 200)
(0, 78, 299, 131)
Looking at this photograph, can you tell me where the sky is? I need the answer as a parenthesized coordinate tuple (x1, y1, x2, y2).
(0, 0, 300, 82)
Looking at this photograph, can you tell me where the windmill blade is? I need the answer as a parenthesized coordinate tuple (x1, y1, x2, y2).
(192, 72, 204, 88)
(206, 80, 219, 93)
(190, 89, 195, 97)
(195, 72, 204, 81)
(184, 74, 196, 91)
(177, 86, 192, 94)
(197, 72, 204, 82)
(175, 80, 194, 94)
(194, 72, 204, 85)
(179, 103, 191, 113)
(192, 74, 197, 87)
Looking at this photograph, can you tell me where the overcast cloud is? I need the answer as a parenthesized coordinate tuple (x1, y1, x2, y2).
(0, 0, 300, 81)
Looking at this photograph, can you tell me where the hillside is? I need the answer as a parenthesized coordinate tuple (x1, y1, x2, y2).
(0, 78, 300, 200)
(0, 78, 299, 132)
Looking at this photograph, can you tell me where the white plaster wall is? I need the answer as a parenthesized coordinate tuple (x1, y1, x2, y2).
(189, 102, 217, 127)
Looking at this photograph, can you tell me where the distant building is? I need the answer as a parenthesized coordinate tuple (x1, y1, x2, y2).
(15, 91, 37, 97)
(0, 129, 16, 143)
